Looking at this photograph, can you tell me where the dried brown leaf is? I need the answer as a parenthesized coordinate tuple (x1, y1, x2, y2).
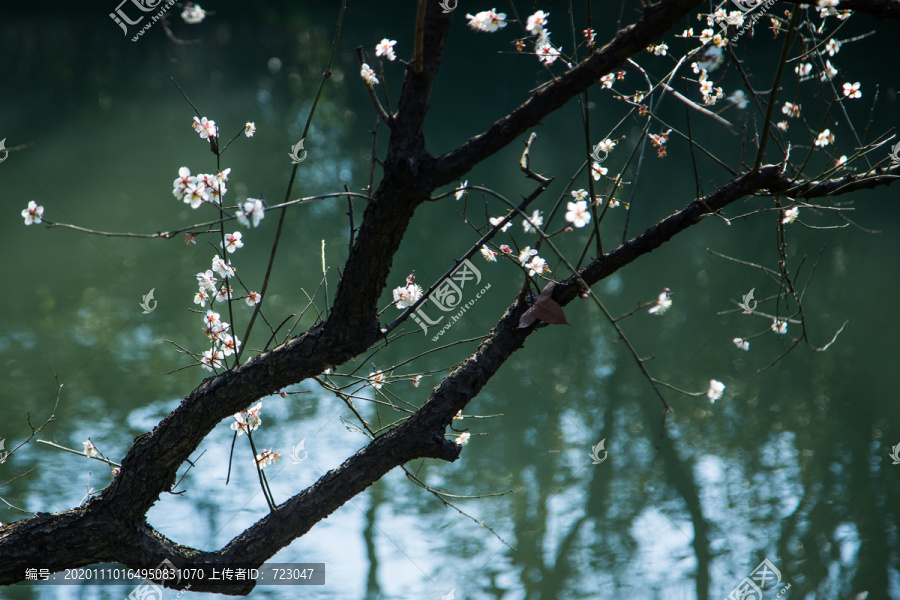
(518, 282, 569, 328)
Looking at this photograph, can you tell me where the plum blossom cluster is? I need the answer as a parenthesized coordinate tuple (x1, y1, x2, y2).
(173, 166, 230, 208)
(648, 129, 671, 158)
(256, 449, 281, 469)
(194, 248, 260, 371)
(231, 402, 262, 436)
(518, 246, 550, 277)
(465, 8, 566, 67)
(697, 69, 724, 106)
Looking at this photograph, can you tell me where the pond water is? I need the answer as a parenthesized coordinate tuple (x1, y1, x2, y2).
(2, 2, 900, 599)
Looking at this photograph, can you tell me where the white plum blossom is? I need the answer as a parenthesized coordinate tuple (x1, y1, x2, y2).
(727, 90, 748, 109)
(215, 286, 233, 303)
(818, 0, 840, 16)
(480, 247, 498, 262)
(220, 333, 241, 357)
(202, 347, 224, 372)
(489, 216, 513, 232)
(725, 10, 745, 26)
(181, 3, 206, 24)
(592, 162, 608, 179)
(821, 60, 838, 81)
(648, 288, 672, 315)
(196, 270, 218, 293)
(204, 309, 222, 328)
(236, 199, 265, 228)
(244, 122, 256, 137)
(825, 38, 842, 56)
(21, 201, 44, 226)
(596, 138, 616, 153)
(173, 167, 194, 199)
(565, 200, 591, 228)
(207, 182, 226, 205)
(222, 232, 244, 253)
(192, 116, 217, 140)
(650, 43, 668, 56)
(245, 291, 262, 306)
(393, 283, 423, 309)
(536, 42, 561, 65)
(842, 81, 861, 99)
(782, 206, 799, 224)
(795, 63, 812, 77)
(522, 210, 544, 234)
(782, 102, 801, 118)
(194, 290, 209, 307)
(455, 180, 468, 200)
(707, 379, 726, 403)
(733, 337, 750, 351)
(212, 255, 235, 279)
(776, 121, 789, 132)
(375, 38, 397, 61)
(456, 432, 471, 446)
(571, 189, 589, 202)
(815, 129, 834, 147)
(526, 10, 549, 34)
(83, 440, 99, 458)
(183, 182, 209, 209)
(518, 246, 538, 265)
(771, 318, 788, 334)
(466, 8, 507, 32)
(360, 63, 379, 86)
(526, 256, 549, 276)
(600, 73, 615, 89)
(368, 372, 386, 389)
